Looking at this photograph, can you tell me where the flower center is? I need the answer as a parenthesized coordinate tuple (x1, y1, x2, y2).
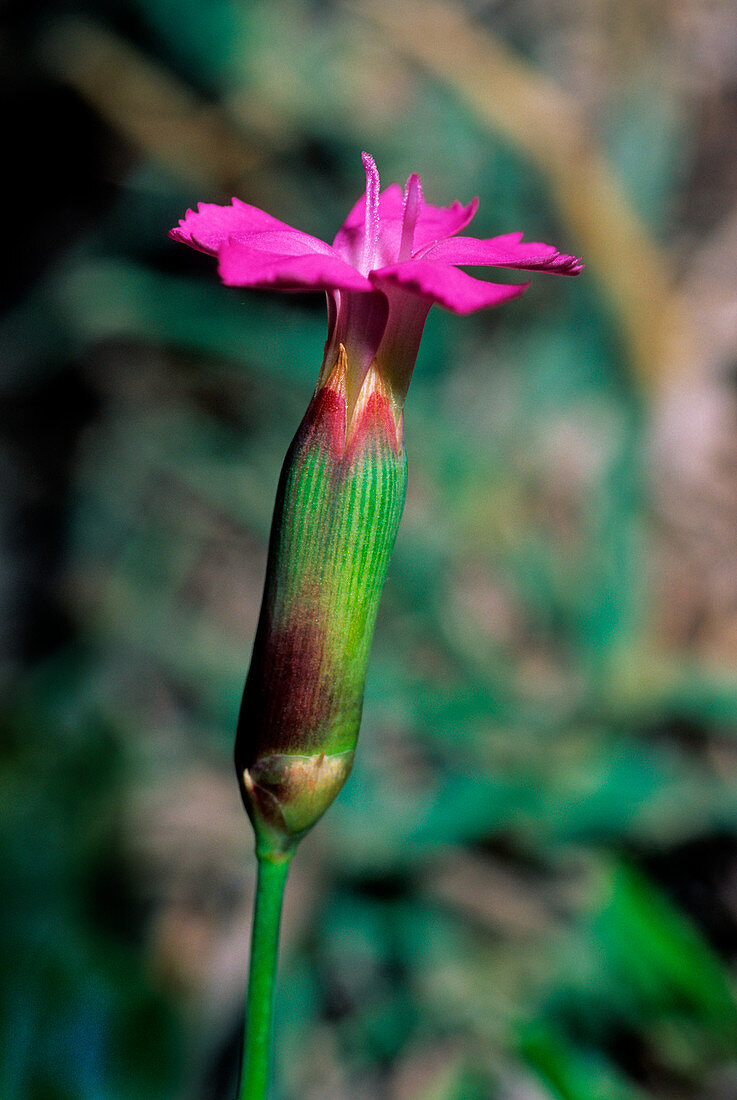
(398, 173, 422, 262)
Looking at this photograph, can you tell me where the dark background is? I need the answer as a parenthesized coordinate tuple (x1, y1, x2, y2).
(3, 1, 737, 1097)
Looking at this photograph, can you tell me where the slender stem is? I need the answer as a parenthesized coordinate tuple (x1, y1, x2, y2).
(238, 851, 292, 1100)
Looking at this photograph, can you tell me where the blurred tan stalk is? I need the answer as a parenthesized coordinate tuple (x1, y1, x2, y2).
(38, 18, 258, 193)
(355, 0, 694, 393)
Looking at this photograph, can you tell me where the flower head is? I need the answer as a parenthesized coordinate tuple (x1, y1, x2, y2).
(171, 152, 581, 417)
(170, 156, 582, 856)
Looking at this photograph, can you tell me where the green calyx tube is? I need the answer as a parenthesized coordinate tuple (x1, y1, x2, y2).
(235, 345, 407, 857)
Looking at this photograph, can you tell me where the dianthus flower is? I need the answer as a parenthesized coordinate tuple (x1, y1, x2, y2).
(171, 153, 582, 856)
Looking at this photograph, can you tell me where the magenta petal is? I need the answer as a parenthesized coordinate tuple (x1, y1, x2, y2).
(222, 228, 339, 258)
(218, 241, 373, 292)
(421, 234, 584, 274)
(169, 198, 296, 255)
(411, 198, 479, 252)
(372, 261, 529, 314)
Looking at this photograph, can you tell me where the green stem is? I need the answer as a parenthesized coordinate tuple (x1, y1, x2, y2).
(238, 851, 292, 1100)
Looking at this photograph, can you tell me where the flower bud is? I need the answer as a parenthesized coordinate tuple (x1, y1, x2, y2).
(235, 345, 407, 856)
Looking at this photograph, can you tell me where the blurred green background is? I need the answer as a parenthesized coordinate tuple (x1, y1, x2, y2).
(3, 1, 737, 1097)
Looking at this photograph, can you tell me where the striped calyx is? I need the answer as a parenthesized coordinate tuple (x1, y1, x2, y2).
(236, 345, 407, 855)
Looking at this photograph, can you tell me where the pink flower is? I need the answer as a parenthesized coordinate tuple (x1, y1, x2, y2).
(170, 153, 582, 413)
(169, 155, 583, 853)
